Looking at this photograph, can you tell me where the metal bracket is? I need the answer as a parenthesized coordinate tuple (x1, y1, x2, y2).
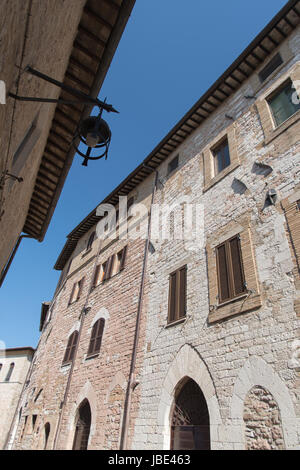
(9, 66, 118, 113)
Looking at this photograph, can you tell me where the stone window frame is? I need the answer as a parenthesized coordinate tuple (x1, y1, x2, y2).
(206, 215, 261, 323)
(280, 187, 300, 318)
(203, 123, 240, 192)
(255, 62, 300, 145)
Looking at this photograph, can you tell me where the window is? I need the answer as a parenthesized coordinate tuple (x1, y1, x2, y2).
(93, 246, 127, 286)
(69, 278, 84, 305)
(168, 266, 187, 324)
(203, 124, 239, 192)
(206, 217, 262, 322)
(32, 415, 37, 431)
(168, 155, 179, 175)
(259, 53, 283, 83)
(268, 79, 300, 127)
(5, 362, 15, 382)
(87, 318, 105, 357)
(86, 231, 95, 251)
(0, 363, 2, 373)
(213, 138, 231, 175)
(62, 331, 79, 365)
(93, 262, 107, 287)
(44, 423, 51, 450)
(127, 197, 134, 219)
(111, 246, 127, 277)
(216, 235, 246, 303)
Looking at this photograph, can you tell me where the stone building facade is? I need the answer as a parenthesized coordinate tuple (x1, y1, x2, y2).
(10, 1, 300, 450)
(0, 347, 34, 449)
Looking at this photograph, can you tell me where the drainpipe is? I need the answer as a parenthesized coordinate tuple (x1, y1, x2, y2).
(0, 234, 34, 287)
(119, 166, 158, 450)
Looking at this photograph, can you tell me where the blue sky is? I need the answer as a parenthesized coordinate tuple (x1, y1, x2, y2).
(0, 0, 288, 349)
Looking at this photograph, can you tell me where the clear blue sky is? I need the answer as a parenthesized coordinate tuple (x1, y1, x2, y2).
(0, 0, 288, 349)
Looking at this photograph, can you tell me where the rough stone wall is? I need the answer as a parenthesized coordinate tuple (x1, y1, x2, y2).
(243, 386, 284, 450)
(0, 0, 85, 272)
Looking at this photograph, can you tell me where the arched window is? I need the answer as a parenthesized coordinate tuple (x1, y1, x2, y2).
(170, 378, 210, 450)
(62, 331, 78, 365)
(87, 318, 105, 357)
(5, 362, 15, 382)
(72, 400, 91, 450)
(44, 422, 51, 450)
(86, 231, 95, 251)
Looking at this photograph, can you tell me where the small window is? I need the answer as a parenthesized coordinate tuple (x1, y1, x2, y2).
(297, 200, 300, 211)
(32, 415, 37, 430)
(168, 266, 187, 324)
(87, 318, 105, 357)
(127, 197, 134, 219)
(213, 139, 231, 175)
(111, 246, 127, 276)
(69, 278, 84, 305)
(216, 235, 246, 304)
(86, 231, 95, 251)
(168, 155, 179, 175)
(5, 362, 15, 382)
(34, 388, 43, 402)
(259, 53, 283, 83)
(62, 331, 79, 365)
(268, 79, 300, 127)
(44, 423, 51, 450)
(0, 363, 2, 372)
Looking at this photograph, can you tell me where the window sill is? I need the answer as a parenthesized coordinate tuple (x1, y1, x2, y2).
(264, 110, 300, 145)
(85, 353, 99, 361)
(217, 292, 248, 308)
(208, 292, 262, 323)
(61, 362, 71, 370)
(203, 161, 240, 193)
(165, 317, 186, 328)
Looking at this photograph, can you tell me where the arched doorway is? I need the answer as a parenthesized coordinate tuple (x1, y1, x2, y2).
(72, 400, 92, 450)
(170, 378, 210, 450)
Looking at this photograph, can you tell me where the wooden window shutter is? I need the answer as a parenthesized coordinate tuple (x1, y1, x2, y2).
(77, 277, 85, 300)
(216, 243, 230, 302)
(69, 283, 76, 305)
(168, 272, 177, 323)
(69, 331, 78, 362)
(93, 265, 100, 287)
(178, 266, 187, 318)
(87, 319, 105, 356)
(104, 256, 113, 280)
(63, 331, 78, 364)
(120, 246, 127, 271)
(229, 236, 245, 296)
(94, 318, 105, 353)
(216, 235, 245, 303)
(87, 322, 98, 356)
(168, 266, 187, 323)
